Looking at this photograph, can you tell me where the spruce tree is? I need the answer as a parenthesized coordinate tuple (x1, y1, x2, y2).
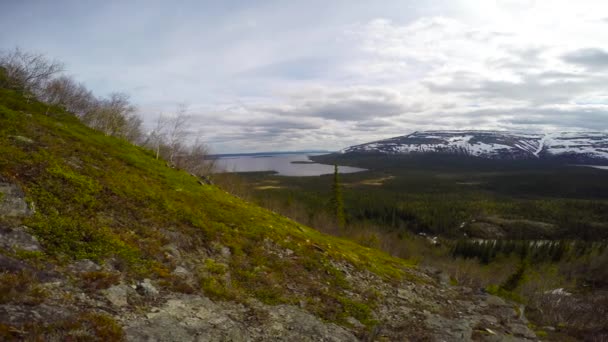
(331, 164, 346, 228)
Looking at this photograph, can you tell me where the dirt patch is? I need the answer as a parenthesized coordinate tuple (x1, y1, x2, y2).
(356, 176, 395, 186)
(255, 186, 284, 190)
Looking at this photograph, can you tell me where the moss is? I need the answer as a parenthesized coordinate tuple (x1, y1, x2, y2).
(0, 271, 48, 305)
(336, 295, 377, 327)
(80, 271, 121, 291)
(0, 312, 125, 341)
(485, 284, 525, 304)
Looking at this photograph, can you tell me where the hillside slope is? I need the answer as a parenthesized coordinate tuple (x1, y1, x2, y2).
(343, 130, 608, 163)
(0, 89, 536, 341)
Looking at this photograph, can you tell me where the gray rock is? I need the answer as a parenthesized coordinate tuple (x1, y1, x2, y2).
(220, 246, 231, 259)
(507, 323, 537, 339)
(69, 259, 101, 273)
(396, 288, 414, 302)
(10, 135, 34, 144)
(137, 278, 159, 297)
(125, 294, 357, 342)
(103, 284, 131, 307)
(0, 226, 41, 252)
(485, 295, 507, 307)
(0, 304, 71, 326)
(345, 316, 365, 329)
(0, 254, 32, 273)
(172, 266, 190, 277)
(0, 182, 32, 217)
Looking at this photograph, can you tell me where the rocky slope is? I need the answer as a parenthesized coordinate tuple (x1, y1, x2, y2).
(0, 88, 536, 340)
(343, 130, 608, 163)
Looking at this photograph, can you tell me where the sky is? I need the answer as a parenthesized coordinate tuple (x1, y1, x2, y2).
(1, 0, 608, 153)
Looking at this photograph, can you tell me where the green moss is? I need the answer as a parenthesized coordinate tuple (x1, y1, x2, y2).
(485, 284, 525, 303)
(336, 296, 377, 327)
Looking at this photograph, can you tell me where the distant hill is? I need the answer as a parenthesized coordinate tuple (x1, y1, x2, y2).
(342, 130, 608, 164)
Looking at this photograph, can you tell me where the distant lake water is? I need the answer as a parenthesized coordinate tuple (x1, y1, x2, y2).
(213, 153, 366, 176)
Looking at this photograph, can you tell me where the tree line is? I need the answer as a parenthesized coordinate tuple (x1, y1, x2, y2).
(0, 47, 214, 176)
(452, 239, 607, 264)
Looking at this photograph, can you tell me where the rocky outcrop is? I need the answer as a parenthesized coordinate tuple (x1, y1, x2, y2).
(124, 295, 357, 342)
(114, 263, 536, 341)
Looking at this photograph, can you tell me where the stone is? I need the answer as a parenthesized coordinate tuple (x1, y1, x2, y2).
(346, 316, 365, 329)
(0, 182, 32, 217)
(172, 266, 190, 277)
(397, 288, 414, 301)
(103, 284, 130, 307)
(10, 135, 34, 144)
(220, 246, 231, 259)
(125, 294, 357, 342)
(485, 295, 507, 307)
(69, 259, 101, 273)
(0, 254, 32, 273)
(507, 323, 537, 339)
(137, 278, 159, 296)
(0, 226, 41, 252)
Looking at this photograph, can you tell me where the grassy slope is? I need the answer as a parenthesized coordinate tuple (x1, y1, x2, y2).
(0, 88, 416, 329)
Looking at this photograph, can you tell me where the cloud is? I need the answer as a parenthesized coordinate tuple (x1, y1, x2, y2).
(562, 48, 608, 71)
(259, 87, 422, 121)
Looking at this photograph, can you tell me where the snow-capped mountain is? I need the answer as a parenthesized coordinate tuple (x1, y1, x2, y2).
(342, 131, 608, 162)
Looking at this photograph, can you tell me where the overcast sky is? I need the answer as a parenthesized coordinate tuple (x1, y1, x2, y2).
(2, 0, 608, 152)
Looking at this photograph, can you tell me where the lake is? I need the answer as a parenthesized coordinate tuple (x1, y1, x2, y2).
(213, 153, 366, 176)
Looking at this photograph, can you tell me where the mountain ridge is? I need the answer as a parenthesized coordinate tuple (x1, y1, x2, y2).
(342, 130, 608, 163)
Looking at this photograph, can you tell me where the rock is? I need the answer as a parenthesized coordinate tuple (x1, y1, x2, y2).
(172, 266, 190, 277)
(507, 323, 537, 339)
(9, 135, 34, 144)
(0, 226, 41, 252)
(125, 294, 357, 342)
(437, 272, 450, 286)
(220, 246, 231, 259)
(137, 278, 159, 296)
(485, 295, 507, 307)
(0, 182, 32, 217)
(346, 316, 365, 329)
(545, 288, 572, 296)
(396, 288, 414, 301)
(103, 284, 130, 307)
(163, 244, 181, 259)
(0, 254, 32, 273)
(0, 304, 71, 326)
(69, 259, 101, 273)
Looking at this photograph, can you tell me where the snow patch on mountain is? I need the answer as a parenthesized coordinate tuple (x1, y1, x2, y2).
(342, 130, 608, 162)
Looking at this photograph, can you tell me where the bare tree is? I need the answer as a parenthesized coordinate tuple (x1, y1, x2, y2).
(165, 104, 190, 165)
(142, 106, 216, 176)
(41, 75, 95, 116)
(0, 47, 64, 97)
(146, 114, 169, 160)
(80, 92, 142, 143)
(175, 138, 217, 176)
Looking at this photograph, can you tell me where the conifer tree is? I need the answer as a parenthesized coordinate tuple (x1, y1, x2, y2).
(331, 164, 346, 228)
